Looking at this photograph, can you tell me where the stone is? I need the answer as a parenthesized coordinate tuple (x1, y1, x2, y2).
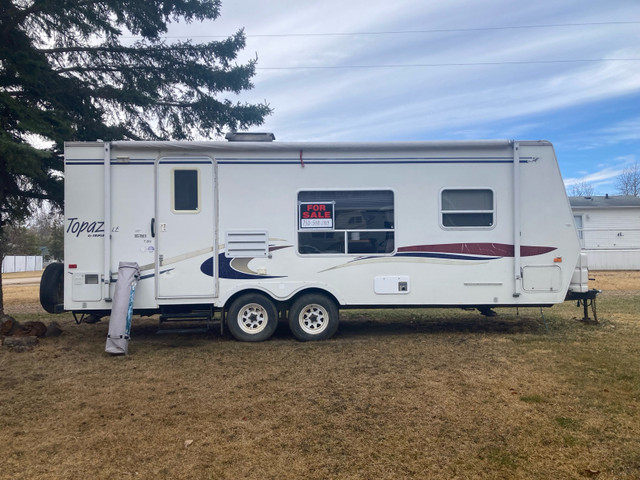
(3, 336, 39, 351)
(44, 321, 63, 338)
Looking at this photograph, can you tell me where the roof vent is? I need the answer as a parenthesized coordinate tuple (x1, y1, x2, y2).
(605, 193, 610, 199)
(225, 132, 275, 142)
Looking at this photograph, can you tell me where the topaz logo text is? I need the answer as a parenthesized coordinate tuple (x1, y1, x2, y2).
(67, 217, 105, 237)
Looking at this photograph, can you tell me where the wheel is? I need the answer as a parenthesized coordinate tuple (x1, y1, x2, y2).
(288, 294, 339, 341)
(226, 294, 278, 342)
(39, 262, 64, 314)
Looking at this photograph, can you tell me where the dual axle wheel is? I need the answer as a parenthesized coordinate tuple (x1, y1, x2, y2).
(226, 293, 339, 342)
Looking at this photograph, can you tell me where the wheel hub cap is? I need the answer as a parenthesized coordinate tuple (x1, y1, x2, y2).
(300, 304, 329, 334)
(238, 304, 268, 334)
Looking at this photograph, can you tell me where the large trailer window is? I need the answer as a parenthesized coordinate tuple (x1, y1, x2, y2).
(441, 189, 494, 228)
(173, 169, 200, 212)
(298, 190, 394, 255)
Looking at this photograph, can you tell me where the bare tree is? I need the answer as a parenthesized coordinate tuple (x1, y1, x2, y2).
(616, 163, 640, 196)
(569, 180, 596, 197)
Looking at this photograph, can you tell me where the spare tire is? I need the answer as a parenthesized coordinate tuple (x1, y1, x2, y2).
(39, 262, 64, 314)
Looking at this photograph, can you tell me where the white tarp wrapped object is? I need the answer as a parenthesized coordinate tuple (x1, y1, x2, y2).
(105, 262, 140, 355)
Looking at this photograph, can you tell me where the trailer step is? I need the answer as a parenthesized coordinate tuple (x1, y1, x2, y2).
(159, 312, 214, 322)
(157, 309, 224, 335)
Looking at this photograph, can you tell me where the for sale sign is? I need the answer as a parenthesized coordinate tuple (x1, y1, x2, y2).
(299, 202, 334, 230)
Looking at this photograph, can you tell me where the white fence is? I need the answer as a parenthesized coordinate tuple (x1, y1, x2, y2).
(583, 250, 640, 270)
(577, 228, 640, 250)
(1, 255, 43, 273)
(576, 228, 640, 270)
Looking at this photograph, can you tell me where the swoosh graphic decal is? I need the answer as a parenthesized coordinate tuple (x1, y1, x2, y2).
(200, 245, 292, 279)
(319, 243, 556, 272)
(398, 243, 556, 257)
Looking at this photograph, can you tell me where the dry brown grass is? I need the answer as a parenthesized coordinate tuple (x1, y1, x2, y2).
(589, 270, 640, 292)
(1, 272, 639, 479)
(2, 285, 40, 308)
(1, 270, 43, 280)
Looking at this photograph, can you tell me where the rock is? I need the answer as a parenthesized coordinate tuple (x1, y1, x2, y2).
(45, 321, 63, 338)
(0, 315, 20, 336)
(14, 321, 48, 338)
(83, 314, 102, 324)
(3, 336, 39, 351)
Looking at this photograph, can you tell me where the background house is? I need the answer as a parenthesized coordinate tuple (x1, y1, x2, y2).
(569, 195, 640, 270)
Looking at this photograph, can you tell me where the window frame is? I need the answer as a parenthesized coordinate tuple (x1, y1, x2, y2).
(296, 188, 396, 256)
(573, 214, 584, 247)
(439, 187, 496, 230)
(171, 167, 201, 214)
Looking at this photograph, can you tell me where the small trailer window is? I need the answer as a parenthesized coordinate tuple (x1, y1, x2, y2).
(441, 189, 494, 228)
(173, 169, 199, 212)
(298, 190, 394, 254)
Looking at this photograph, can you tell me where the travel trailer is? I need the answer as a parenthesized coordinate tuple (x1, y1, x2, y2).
(40, 135, 592, 341)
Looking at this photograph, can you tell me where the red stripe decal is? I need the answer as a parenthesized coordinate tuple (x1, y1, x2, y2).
(397, 243, 556, 257)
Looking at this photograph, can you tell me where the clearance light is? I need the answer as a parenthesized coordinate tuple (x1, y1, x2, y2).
(68, 264, 78, 269)
(553, 257, 562, 263)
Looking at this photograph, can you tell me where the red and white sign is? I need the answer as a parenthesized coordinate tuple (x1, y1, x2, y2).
(299, 202, 334, 229)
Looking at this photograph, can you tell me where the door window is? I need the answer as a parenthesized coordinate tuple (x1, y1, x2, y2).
(173, 169, 199, 212)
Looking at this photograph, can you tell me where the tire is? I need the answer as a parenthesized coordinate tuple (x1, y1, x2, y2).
(39, 262, 64, 314)
(226, 294, 278, 342)
(288, 294, 339, 341)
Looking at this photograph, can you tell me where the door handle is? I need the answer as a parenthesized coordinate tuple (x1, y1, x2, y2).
(151, 218, 156, 238)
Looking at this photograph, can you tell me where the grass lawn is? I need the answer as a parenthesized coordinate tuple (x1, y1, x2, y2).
(1, 272, 639, 479)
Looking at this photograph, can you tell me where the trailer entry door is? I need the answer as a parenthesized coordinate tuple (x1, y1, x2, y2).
(156, 157, 217, 299)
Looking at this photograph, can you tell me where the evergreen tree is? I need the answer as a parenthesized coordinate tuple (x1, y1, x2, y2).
(0, 0, 271, 313)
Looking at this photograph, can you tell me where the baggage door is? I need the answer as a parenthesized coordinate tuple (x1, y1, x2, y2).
(156, 157, 217, 299)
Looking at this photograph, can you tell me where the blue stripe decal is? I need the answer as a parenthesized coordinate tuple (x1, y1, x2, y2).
(66, 159, 155, 165)
(158, 160, 212, 165)
(112, 162, 155, 165)
(67, 157, 533, 165)
(218, 161, 518, 165)
(216, 156, 522, 160)
(67, 159, 527, 166)
(65, 161, 104, 165)
(217, 158, 533, 165)
(395, 252, 500, 261)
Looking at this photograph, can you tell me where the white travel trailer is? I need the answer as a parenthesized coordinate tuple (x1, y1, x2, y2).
(40, 135, 592, 341)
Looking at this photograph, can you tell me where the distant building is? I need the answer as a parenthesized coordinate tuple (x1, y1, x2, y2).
(569, 195, 640, 270)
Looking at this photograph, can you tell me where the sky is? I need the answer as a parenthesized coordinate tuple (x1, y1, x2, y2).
(164, 0, 639, 193)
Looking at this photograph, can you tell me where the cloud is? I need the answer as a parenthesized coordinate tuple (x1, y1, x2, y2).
(161, 0, 640, 182)
(564, 166, 623, 186)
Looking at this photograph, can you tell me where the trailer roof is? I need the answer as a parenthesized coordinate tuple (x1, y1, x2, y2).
(66, 139, 552, 153)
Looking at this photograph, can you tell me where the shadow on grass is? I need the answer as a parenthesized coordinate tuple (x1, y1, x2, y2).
(128, 310, 549, 343)
(334, 312, 549, 339)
